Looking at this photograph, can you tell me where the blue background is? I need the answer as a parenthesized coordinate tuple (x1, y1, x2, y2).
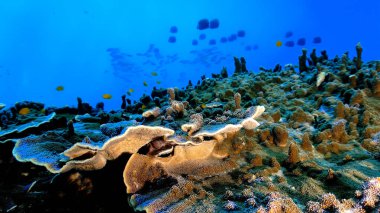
(0, 0, 379, 110)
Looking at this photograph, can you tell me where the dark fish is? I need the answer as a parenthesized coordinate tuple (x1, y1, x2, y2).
(297, 38, 306, 46)
(197, 19, 209, 30)
(245, 45, 252, 51)
(285, 41, 295, 47)
(313, 36, 322, 44)
(199, 33, 206, 40)
(170, 26, 178, 33)
(228, 34, 237, 41)
(237, 30, 246, 37)
(192, 39, 198, 46)
(209, 19, 219, 29)
(209, 39, 216, 45)
(106, 48, 119, 52)
(285, 31, 293, 38)
(168, 36, 176, 43)
(220, 37, 227, 43)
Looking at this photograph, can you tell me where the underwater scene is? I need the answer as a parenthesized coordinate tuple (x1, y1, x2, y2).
(0, 0, 380, 212)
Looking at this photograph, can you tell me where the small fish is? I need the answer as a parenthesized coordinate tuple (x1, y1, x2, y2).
(297, 38, 306, 46)
(156, 81, 161, 84)
(127, 91, 131, 96)
(19, 107, 30, 115)
(285, 41, 295, 47)
(285, 31, 293, 38)
(197, 19, 209, 30)
(56, 86, 64, 91)
(276, 40, 283, 47)
(237, 30, 246, 37)
(199, 33, 206, 40)
(168, 36, 176, 43)
(201, 103, 206, 109)
(102, 94, 112, 99)
(209, 19, 220, 29)
(228, 34, 237, 42)
(151, 71, 158, 76)
(169, 26, 178, 33)
(313, 36, 322, 44)
(143, 81, 148, 86)
(128, 88, 134, 93)
(141, 104, 146, 110)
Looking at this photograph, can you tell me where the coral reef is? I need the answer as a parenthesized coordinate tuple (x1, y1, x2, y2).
(1, 45, 380, 212)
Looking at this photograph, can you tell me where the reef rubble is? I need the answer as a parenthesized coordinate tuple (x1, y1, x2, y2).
(0, 45, 380, 212)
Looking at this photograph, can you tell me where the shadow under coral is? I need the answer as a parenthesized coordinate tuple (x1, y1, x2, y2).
(0, 141, 134, 213)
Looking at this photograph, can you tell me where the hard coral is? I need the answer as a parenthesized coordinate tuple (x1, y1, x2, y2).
(181, 113, 203, 135)
(60, 125, 175, 172)
(142, 107, 161, 119)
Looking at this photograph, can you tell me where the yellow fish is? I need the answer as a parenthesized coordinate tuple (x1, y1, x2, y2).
(156, 80, 161, 84)
(128, 88, 134, 93)
(102, 94, 112, 99)
(56, 85, 64, 91)
(143, 81, 148, 87)
(276, 40, 282, 47)
(19, 107, 30, 115)
(151, 71, 158, 76)
(141, 104, 146, 110)
(201, 104, 206, 109)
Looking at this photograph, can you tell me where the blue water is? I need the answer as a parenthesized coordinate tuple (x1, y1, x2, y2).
(0, 0, 379, 110)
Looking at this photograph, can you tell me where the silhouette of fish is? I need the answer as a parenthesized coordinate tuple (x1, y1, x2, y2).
(170, 26, 178, 33)
(199, 33, 206, 40)
(209, 39, 216, 45)
(313, 36, 322, 44)
(228, 34, 237, 41)
(297, 38, 306, 46)
(168, 36, 176, 43)
(285, 31, 293, 38)
(285, 41, 295, 47)
(197, 19, 209, 30)
(209, 19, 219, 29)
(237, 30, 246, 37)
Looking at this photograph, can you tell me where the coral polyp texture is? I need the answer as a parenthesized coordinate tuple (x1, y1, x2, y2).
(1, 46, 380, 212)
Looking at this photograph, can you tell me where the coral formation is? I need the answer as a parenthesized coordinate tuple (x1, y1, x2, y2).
(1, 45, 380, 212)
(181, 113, 203, 135)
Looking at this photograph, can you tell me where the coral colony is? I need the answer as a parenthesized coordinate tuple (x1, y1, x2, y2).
(1, 44, 380, 212)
